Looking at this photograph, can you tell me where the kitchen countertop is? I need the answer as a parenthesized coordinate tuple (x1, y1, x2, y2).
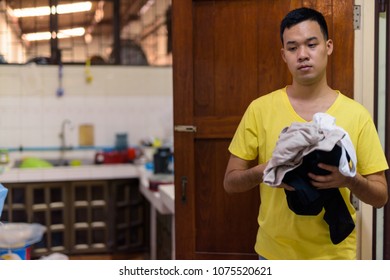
(139, 182, 172, 215)
(159, 184, 175, 214)
(0, 163, 140, 183)
(138, 175, 175, 260)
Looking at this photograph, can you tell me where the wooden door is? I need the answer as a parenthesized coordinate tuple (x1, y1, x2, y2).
(172, 0, 354, 259)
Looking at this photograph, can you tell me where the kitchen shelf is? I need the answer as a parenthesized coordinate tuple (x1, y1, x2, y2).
(1, 178, 149, 258)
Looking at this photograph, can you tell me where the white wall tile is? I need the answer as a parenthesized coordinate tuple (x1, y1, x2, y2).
(0, 65, 173, 150)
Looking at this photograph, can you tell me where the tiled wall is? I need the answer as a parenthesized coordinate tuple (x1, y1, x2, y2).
(0, 65, 173, 152)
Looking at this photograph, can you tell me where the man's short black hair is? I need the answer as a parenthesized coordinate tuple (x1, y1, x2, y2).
(280, 7, 329, 44)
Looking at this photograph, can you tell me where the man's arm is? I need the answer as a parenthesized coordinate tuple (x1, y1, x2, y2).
(223, 154, 266, 193)
(345, 172, 388, 208)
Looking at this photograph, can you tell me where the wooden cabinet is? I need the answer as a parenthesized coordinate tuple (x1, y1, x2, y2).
(2, 182, 68, 255)
(69, 180, 110, 254)
(1, 179, 148, 258)
(111, 179, 149, 252)
(156, 212, 172, 260)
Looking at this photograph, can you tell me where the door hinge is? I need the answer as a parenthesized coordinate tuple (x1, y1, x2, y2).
(379, 0, 387, 13)
(174, 125, 197, 133)
(354, 5, 361, 30)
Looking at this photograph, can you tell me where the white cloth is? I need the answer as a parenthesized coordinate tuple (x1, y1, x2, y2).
(313, 113, 357, 176)
(263, 113, 357, 186)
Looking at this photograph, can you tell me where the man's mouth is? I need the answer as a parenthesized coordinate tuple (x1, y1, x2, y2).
(298, 65, 312, 70)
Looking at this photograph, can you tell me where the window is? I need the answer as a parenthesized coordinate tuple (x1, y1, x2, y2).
(0, 0, 172, 66)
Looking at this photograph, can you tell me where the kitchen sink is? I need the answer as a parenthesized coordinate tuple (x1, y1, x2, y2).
(12, 158, 95, 168)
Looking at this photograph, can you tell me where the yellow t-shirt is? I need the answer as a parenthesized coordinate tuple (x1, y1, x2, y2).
(228, 87, 389, 259)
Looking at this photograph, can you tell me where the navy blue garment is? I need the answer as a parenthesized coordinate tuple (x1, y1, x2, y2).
(282, 145, 355, 244)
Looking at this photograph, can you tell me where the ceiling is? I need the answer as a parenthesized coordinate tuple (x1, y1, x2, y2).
(5, 0, 150, 38)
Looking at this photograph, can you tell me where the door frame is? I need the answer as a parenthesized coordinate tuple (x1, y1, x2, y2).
(355, 0, 383, 260)
(384, 0, 390, 261)
(374, 0, 390, 260)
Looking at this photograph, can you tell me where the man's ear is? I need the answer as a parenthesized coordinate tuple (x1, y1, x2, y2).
(326, 39, 334, 56)
(281, 48, 287, 62)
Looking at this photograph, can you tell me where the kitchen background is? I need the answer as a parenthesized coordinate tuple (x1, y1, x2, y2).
(0, 1, 174, 260)
(0, 65, 173, 153)
(0, 0, 173, 162)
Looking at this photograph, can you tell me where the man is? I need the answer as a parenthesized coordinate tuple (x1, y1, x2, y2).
(224, 7, 388, 259)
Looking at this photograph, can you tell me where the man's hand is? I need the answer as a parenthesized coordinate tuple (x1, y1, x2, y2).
(308, 163, 388, 208)
(307, 163, 350, 189)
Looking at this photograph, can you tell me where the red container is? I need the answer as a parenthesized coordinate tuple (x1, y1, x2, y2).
(95, 150, 129, 164)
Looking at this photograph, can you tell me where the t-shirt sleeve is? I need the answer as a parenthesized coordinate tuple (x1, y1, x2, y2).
(228, 103, 260, 161)
(356, 117, 389, 175)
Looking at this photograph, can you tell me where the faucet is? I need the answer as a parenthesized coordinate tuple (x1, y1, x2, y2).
(59, 119, 73, 163)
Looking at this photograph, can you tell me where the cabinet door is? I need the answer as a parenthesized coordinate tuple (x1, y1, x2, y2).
(69, 180, 110, 254)
(29, 182, 68, 255)
(1, 183, 29, 223)
(1, 182, 68, 257)
(173, 0, 354, 259)
(110, 179, 149, 253)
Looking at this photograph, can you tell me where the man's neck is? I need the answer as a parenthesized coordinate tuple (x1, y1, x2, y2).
(287, 78, 332, 100)
(286, 79, 338, 121)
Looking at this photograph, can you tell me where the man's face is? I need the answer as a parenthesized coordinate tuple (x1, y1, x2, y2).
(281, 20, 333, 86)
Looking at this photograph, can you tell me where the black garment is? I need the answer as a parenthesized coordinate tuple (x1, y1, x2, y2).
(283, 145, 355, 244)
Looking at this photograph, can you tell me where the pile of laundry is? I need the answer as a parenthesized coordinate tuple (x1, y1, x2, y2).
(264, 113, 357, 244)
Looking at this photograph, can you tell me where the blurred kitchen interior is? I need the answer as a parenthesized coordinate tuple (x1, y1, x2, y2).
(0, 0, 174, 260)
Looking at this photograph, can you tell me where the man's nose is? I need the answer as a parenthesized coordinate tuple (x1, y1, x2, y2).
(297, 46, 309, 61)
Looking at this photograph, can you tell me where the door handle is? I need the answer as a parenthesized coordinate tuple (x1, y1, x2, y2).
(174, 125, 197, 133)
(181, 176, 187, 203)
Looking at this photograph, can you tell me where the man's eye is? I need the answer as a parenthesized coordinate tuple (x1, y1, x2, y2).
(288, 47, 297, 51)
(308, 43, 317, 48)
